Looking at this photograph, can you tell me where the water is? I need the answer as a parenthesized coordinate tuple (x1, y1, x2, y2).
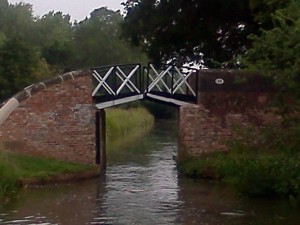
(0, 121, 299, 225)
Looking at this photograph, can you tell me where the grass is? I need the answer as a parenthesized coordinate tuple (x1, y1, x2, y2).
(106, 107, 154, 151)
(178, 151, 300, 198)
(0, 150, 94, 198)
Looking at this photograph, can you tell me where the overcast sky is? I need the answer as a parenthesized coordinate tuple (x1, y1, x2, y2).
(8, 0, 124, 21)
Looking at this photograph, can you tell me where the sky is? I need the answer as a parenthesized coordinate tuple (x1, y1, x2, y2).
(8, 0, 124, 21)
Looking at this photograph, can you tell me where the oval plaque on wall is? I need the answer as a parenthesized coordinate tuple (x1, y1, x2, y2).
(215, 78, 224, 85)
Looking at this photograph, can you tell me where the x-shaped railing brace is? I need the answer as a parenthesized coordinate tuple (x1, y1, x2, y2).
(173, 67, 196, 96)
(148, 64, 196, 97)
(92, 65, 140, 97)
(115, 65, 140, 95)
(92, 67, 115, 96)
(148, 64, 172, 93)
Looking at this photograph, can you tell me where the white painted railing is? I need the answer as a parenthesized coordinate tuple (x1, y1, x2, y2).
(147, 64, 197, 98)
(92, 64, 141, 98)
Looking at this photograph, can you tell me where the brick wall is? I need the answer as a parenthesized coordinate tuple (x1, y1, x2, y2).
(178, 70, 281, 158)
(0, 71, 95, 164)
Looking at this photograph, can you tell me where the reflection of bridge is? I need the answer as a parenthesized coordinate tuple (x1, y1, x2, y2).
(91, 63, 198, 109)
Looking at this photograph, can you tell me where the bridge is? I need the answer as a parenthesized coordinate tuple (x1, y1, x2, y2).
(91, 63, 198, 109)
(91, 63, 199, 170)
(0, 63, 277, 173)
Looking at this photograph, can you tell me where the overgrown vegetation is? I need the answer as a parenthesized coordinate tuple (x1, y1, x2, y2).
(178, 120, 300, 199)
(179, 151, 300, 199)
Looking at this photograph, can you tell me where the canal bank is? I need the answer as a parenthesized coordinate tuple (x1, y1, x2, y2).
(0, 106, 154, 197)
(177, 111, 300, 199)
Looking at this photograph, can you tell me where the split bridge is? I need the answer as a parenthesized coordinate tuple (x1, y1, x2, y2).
(0, 63, 276, 173)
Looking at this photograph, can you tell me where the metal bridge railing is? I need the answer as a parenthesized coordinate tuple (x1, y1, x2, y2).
(91, 64, 142, 103)
(146, 63, 198, 103)
(91, 63, 198, 106)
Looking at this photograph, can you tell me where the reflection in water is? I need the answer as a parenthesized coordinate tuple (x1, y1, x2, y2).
(92, 144, 181, 225)
(0, 120, 299, 225)
(0, 181, 99, 224)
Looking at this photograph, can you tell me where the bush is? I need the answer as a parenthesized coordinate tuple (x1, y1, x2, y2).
(178, 122, 300, 198)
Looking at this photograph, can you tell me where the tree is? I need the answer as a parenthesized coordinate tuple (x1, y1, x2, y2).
(249, 0, 290, 27)
(0, 1, 35, 41)
(121, 0, 261, 67)
(71, 7, 147, 68)
(243, 0, 300, 111)
(34, 11, 73, 71)
(0, 36, 50, 99)
(121, 0, 294, 67)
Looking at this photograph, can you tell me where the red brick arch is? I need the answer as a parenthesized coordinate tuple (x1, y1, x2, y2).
(0, 70, 95, 164)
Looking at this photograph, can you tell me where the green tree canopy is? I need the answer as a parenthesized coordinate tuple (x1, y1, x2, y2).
(249, 0, 290, 26)
(243, 0, 300, 111)
(71, 7, 147, 68)
(0, 36, 50, 99)
(0, 0, 35, 43)
(121, 0, 261, 67)
(34, 11, 73, 69)
(121, 0, 294, 67)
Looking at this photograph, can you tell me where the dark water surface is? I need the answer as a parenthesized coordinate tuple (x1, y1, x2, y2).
(0, 121, 299, 225)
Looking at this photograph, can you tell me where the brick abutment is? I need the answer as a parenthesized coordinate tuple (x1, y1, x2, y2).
(0, 71, 95, 164)
(178, 70, 281, 159)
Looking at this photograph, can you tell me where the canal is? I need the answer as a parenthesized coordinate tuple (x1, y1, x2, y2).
(0, 120, 299, 225)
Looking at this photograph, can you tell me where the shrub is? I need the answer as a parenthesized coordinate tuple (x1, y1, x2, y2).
(178, 122, 300, 198)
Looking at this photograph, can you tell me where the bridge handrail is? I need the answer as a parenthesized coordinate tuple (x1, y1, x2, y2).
(91, 63, 142, 70)
(91, 64, 143, 103)
(146, 63, 198, 103)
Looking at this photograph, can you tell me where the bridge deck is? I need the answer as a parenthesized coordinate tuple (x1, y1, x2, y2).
(95, 94, 144, 109)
